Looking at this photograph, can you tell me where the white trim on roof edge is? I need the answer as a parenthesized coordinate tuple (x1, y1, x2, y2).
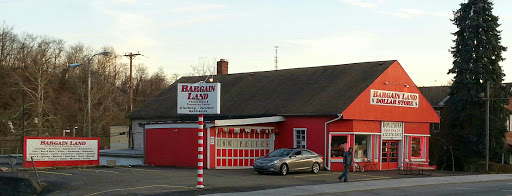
(214, 116, 285, 126)
(146, 123, 201, 129)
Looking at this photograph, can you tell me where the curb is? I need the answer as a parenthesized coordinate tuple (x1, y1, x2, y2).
(203, 174, 512, 196)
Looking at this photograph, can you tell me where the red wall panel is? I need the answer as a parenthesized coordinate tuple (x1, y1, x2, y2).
(146, 128, 200, 167)
(404, 122, 430, 135)
(342, 61, 439, 123)
(277, 117, 332, 157)
(353, 120, 381, 133)
(328, 120, 353, 132)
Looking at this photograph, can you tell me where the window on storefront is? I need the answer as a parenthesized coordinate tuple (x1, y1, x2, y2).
(404, 136, 409, 161)
(354, 135, 372, 161)
(293, 128, 307, 149)
(411, 137, 426, 160)
(508, 115, 512, 132)
(331, 135, 348, 158)
(374, 135, 379, 161)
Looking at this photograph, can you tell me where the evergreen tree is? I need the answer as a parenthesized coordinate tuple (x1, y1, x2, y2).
(448, 0, 509, 170)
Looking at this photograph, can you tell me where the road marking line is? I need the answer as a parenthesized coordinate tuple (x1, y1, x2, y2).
(129, 168, 158, 172)
(456, 187, 478, 190)
(38, 171, 72, 176)
(84, 184, 194, 196)
(356, 177, 390, 181)
(294, 173, 333, 178)
(351, 173, 384, 178)
(95, 170, 119, 173)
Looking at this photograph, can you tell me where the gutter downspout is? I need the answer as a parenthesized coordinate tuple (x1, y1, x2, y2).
(324, 114, 342, 171)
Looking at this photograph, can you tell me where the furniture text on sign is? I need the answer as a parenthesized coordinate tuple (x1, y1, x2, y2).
(177, 82, 220, 114)
(370, 89, 419, 108)
(381, 122, 403, 140)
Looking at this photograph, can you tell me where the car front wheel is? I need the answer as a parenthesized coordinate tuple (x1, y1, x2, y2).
(311, 162, 320, 174)
(279, 164, 288, 176)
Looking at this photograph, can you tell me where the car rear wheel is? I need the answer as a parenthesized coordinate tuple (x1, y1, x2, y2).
(257, 171, 264, 174)
(279, 164, 288, 176)
(311, 162, 320, 174)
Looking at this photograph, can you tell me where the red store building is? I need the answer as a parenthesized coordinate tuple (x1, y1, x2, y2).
(128, 60, 439, 171)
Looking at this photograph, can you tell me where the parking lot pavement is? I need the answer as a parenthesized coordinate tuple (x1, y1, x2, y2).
(4, 166, 475, 196)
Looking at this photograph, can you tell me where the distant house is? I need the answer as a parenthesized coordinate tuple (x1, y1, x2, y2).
(419, 85, 512, 164)
(128, 60, 439, 171)
(418, 86, 450, 133)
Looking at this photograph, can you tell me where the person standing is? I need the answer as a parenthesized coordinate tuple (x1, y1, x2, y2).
(338, 146, 353, 182)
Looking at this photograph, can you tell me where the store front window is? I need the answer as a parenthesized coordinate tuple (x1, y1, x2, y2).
(354, 135, 372, 161)
(374, 135, 379, 161)
(330, 135, 348, 159)
(294, 128, 306, 149)
(411, 136, 425, 160)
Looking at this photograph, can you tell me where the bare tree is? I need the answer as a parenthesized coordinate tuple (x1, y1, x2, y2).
(9, 34, 65, 135)
(189, 57, 216, 76)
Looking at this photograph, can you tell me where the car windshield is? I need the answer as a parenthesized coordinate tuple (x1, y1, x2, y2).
(266, 149, 295, 157)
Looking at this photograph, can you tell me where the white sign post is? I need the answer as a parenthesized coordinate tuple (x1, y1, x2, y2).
(178, 82, 220, 189)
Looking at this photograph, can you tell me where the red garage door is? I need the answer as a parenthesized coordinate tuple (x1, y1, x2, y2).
(216, 129, 273, 169)
(146, 128, 198, 167)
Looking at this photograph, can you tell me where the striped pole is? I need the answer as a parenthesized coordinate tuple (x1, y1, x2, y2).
(196, 114, 205, 189)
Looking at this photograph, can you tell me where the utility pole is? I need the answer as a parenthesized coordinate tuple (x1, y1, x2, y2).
(486, 81, 490, 172)
(123, 52, 141, 112)
(274, 46, 279, 70)
(123, 52, 141, 149)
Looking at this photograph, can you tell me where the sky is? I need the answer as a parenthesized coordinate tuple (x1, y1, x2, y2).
(1, 0, 512, 86)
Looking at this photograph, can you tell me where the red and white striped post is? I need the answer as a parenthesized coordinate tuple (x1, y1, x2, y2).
(196, 114, 205, 189)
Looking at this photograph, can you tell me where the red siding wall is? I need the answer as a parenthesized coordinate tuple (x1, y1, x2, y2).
(208, 127, 216, 168)
(404, 122, 430, 135)
(342, 61, 439, 123)
(353, 120, 381, 133)
(327, 120, 353, 132)
(146, 128, 205, 167)
(276, 117, 332, 157)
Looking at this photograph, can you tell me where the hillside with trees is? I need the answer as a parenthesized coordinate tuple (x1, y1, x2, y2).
(0, 24, 174, 151)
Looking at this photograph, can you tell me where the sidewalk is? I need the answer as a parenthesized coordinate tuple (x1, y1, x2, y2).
(204, 174, 512, 196)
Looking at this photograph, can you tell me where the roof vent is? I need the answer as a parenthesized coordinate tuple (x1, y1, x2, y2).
(378, 61, 384, 65)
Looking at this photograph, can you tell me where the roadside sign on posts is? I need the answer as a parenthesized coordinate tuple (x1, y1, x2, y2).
(177, 82, 221, 189)
(177, 82, 221, 114)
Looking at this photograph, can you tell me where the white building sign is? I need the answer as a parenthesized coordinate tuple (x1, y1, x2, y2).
(381, 122, 403, 140)
(216, 138, 270, 149)
(370, 89, 419, 108)
(177, 83, 221, 114)
(25, 139, 98, 161)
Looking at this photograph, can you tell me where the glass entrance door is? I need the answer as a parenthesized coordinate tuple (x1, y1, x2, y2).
(381, 140, 399, 170)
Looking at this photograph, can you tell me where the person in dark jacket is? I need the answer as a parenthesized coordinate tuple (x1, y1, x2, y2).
(338, 146, 353, 182)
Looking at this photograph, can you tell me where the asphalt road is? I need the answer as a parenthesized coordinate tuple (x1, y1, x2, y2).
(319, 180, 512, 196)
(0, 165, 477, 196)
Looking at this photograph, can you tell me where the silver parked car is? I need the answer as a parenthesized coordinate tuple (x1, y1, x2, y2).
(253, 148, 324, 176)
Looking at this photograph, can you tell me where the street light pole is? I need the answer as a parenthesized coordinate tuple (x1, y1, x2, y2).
(87, 60, 91, 137)
(70, 51, 110, 137)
